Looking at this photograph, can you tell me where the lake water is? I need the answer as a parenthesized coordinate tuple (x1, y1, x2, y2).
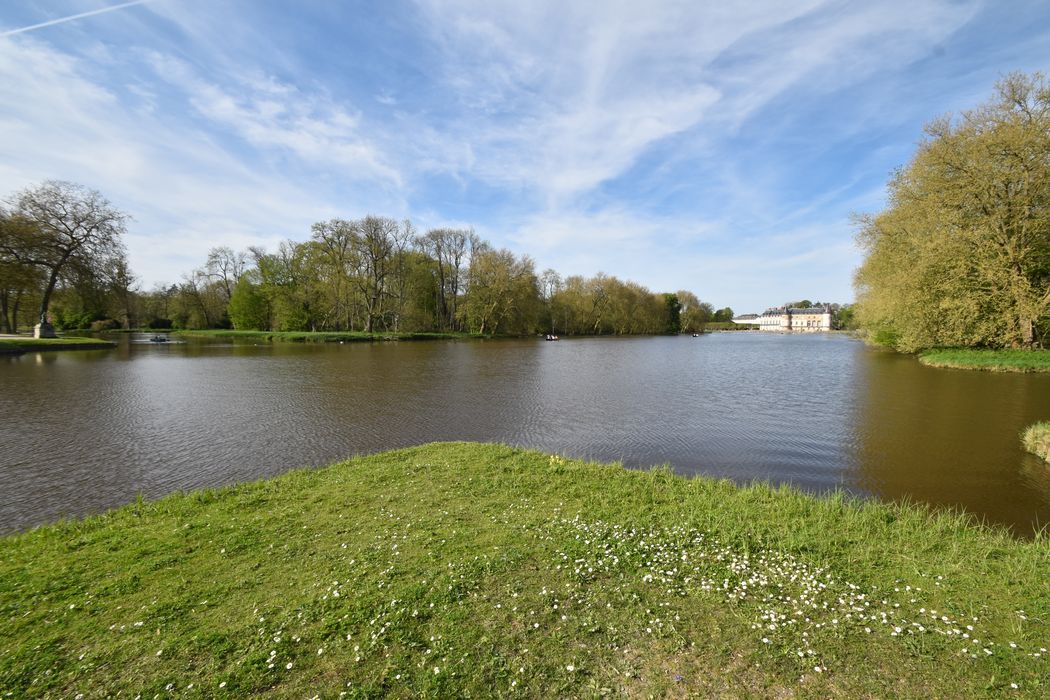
(3, 333, 1050, 535)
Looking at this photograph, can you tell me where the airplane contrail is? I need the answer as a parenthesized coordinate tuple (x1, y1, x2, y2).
(1, 0, 153, 38)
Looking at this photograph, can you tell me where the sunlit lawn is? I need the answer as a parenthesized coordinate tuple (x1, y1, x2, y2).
(919, 348, 1050, 372)
(0, 336, 114, 351)
(1, 443, 1047, 697)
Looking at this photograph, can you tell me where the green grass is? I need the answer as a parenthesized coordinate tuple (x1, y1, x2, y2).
(1, 443, 1047, 698)
(0, 336, 115, 353)
(1023, 422, 1050, 463)
(919, 348, 1050, 372)
(171, 330, 476, 343)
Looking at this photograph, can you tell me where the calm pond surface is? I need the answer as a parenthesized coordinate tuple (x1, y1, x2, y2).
(3, 333, 1050, 535)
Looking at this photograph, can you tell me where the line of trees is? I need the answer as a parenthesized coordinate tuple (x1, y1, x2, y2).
(161, 220, 720, 336)
(854, 72, 1050, 350)
(2, 187, 733, 337)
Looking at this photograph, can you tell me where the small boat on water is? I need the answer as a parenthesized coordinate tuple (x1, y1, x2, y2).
(149, 335, 169, 343)
(545, 334, 559, 341)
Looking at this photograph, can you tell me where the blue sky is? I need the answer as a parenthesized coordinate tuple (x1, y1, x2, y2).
(1, 1, 1048, 312)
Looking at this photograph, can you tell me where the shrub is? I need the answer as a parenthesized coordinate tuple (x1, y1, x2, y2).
(1022, 422, 1050, 462)
(90, 319, 119, 332)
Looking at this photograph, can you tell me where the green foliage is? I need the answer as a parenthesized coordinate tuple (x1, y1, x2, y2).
(855, 73, 1050, 350)
(51, 306, 96, 331)
(1, 443, 1047, 697)
(833, 304, 857, 330)
(459, 246, 540, 335)
(227, 277, 269, 330)
(919, 348, 1050, 372)
(712, 307, 734, 322)
(147, 317, 173, 330)
(662, 293, 681, 334)
(4, 181, 728, 338)
(90, 318, 119, 332)
(677, 290, 713, 332)
(0, 181, 129, 327)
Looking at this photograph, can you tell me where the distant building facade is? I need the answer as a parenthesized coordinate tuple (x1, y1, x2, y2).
(733, 305, 832, 332)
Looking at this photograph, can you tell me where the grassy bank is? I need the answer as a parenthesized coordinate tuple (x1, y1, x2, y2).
(703, 321, 758, 331)
(171, 330, 475, 343)
(919, 348, 1050, 372)
(0, 336, 116, 354)
(1023, 422, 1050, 463)
(1, 443, 1047, 698)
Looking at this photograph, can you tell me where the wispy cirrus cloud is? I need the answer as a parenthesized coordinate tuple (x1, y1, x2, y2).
(146, 53, 403, 186)
(0, 36, 379, 281)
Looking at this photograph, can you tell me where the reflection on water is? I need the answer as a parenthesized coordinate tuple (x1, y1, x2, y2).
(2, 333, 1049, 535)
(851, 350, 1050, 531)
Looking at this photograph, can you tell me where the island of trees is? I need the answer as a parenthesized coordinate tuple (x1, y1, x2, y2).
(2, 186, 744, 338)
(854, 72, 1049, 351)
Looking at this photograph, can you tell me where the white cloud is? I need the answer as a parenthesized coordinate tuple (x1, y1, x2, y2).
(146, 53, 403, 186)
(410, 0, 829, 200)
(0, 36, 383, 286)
(400, 0, 981, 284)
(0, 0, 1020, 311)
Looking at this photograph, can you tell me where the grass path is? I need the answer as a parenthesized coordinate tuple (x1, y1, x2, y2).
(1, 443, 1047, 697)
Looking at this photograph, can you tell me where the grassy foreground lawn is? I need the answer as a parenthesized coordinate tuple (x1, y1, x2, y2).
(919, 348, 1050, 372)
(0, 336, 115, 353)
(1, 443, 1047, 698)
(1024, 422, 1050, 463)
(172, 330, 473, 343)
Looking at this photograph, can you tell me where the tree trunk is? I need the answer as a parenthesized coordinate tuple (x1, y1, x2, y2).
(12, 292, 21, 333)
(37, 266, 61, 326)
(0, 288, 10, 333)
(1022, 317, 1035, 347)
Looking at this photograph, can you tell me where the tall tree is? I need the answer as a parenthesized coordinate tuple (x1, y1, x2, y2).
(107, 256, 138, 330)
(0, 181, 128, 335)
(663, 293, 682, 334)
(856, 72, 1050, 350)
(205, 246, 248, 304)
(0, 213, 42, 333)
(311, 219, 359, 330)
(461, 248, 539, 335)
(676, 290, 712, 332)
(418, 228, 474, 331)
